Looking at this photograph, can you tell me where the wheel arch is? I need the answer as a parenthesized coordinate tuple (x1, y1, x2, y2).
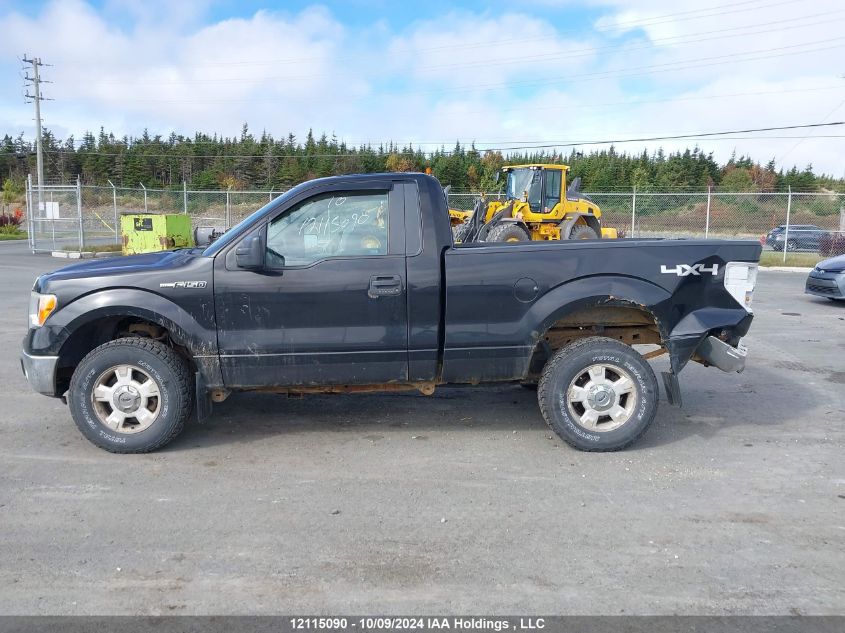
(582, 214, 602, 236)
(519, 276, 672, 380)
(561, 213, 601, 239)
(50, 288, 221, 394)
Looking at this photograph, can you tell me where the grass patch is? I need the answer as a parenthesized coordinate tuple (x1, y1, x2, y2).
(62, 243, 123, 253)
(759, 251, 827, 267)
(0, 231, 27, 240)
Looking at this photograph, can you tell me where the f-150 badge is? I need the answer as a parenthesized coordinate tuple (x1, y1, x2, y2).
(660, 264, 719, 276)
(159, 281, 207, 289)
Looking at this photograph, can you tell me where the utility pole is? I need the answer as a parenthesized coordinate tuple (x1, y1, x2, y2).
(23, 55, 52, 211)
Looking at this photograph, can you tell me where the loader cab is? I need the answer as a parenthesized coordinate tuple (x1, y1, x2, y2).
(503, 165, 567, 215)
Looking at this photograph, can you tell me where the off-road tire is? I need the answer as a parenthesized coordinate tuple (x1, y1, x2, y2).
(68, 338, 193, 453)
(538, 336, 658, 451)
(486, 223, 531, 243)
(569, 224, 599, 240)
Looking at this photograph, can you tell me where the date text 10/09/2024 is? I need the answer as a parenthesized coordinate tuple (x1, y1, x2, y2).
(290, 618, 547, 631)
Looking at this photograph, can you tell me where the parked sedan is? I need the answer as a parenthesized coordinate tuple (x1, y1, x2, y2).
(766, 224, 829, 252)
(805, 254, 845, 300)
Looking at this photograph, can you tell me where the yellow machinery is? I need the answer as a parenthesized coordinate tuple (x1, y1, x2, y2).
(450, 164, 616, 243)
(121, 214, 193, 255)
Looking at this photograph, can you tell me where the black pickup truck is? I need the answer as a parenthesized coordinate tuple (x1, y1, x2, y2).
(22, 173, 760, 453)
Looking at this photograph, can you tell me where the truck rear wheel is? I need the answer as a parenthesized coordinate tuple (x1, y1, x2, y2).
(537, 336, 658, 451)
(486, 223, 530, 243)
(68, 337, 193, 453)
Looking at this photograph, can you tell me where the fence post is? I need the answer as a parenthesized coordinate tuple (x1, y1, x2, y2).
(107, 179, 119, 244)
(225, 188, 231, 228)
(782, 185, 792, 264)
(630, 186, 637, 238)
(77, 175, 85, 252)
(50, 183, 56, 252)
(26, 174, 34, 252)
(183, 181, 188, 214)
(269, 189, 273, 203)
(839, 199, 845, 233)
(140, 183, 148, 213)
(705, 185, 711, 238)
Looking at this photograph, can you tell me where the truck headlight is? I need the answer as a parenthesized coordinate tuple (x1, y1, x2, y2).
(29, 292, 58, 327)
(724, 262, 758, 312)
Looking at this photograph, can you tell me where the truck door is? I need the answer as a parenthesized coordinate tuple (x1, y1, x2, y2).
(213, 181, 408, 387)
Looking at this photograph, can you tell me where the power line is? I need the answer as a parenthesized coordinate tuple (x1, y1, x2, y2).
(437, 85, 845, 120)
(484, 122, 845, 151)
(777, 97, 845, 163)
(5, 122, 843, 158)
(43, 85, 845, 148)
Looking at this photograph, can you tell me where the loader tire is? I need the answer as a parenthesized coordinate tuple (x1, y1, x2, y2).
(486, 223, 530, 243)
(569, 225, 599, 240)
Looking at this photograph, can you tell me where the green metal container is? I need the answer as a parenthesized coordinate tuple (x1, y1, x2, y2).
(121, 214, 193, 255)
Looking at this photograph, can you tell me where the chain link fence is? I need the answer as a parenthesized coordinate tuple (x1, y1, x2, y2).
(25, 177, 845, 264)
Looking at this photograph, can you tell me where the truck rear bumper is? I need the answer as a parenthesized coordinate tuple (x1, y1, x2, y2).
(696, 335, 747, 373)
(20, 349, 59, 396)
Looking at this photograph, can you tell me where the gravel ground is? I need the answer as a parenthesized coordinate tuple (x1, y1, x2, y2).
(1, 240, 843, 615)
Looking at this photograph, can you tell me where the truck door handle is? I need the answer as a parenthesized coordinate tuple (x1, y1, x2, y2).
(368, 275, 403, 298)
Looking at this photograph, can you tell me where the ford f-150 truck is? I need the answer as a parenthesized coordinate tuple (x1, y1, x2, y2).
(21, 173, 760, 453)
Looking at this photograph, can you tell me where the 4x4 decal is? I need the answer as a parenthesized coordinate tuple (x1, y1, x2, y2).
(660, 263, 719, 277)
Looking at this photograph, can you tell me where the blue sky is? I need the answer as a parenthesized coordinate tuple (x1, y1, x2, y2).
(1, 0, 843, 174)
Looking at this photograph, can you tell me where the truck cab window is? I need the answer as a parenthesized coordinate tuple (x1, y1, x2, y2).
(544, 170, 561, 212)
(266, 191, 389, 267)
(506, 169, 542, 211)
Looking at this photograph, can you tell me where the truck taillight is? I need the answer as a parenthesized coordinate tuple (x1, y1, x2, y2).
(724, 262, 758, 312)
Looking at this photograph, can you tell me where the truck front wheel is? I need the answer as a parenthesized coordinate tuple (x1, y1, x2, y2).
(538, 336, 658, 451)
(68, 338, 194, 453)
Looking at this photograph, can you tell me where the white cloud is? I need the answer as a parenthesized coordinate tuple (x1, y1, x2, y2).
(1, 0, 844, 176)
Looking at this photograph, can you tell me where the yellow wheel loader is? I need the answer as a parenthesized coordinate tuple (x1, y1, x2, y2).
(450, 164, 617, 243)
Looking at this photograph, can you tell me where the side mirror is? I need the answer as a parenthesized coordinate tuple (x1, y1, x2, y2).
(494, 171, 500, 183)
(235, 234, 264, 269)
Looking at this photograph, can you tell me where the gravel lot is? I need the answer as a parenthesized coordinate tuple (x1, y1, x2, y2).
(1, 239, 843, 615)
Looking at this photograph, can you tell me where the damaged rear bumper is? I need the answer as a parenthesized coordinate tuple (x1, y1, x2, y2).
(695, 335, 747, 373)
(661, 310, 752, 407)
(661, 337, 746, 408)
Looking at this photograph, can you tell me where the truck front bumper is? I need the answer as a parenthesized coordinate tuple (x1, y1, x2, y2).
(20, 349, 59, 396)
(696, 335, 747, 373)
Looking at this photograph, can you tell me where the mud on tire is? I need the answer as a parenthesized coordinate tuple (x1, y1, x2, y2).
(68, 337, 193, 453)
(538, 336, 658, 451)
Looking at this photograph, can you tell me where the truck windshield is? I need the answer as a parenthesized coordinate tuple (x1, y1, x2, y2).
(202, 188, 299, 256)
(506, 169, 541, 209)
